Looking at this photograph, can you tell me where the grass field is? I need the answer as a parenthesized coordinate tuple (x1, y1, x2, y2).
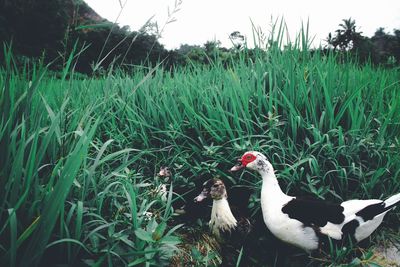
(1, 30, 400, 266)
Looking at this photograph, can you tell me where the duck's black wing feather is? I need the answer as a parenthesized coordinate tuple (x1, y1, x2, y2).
(281, 197, 345, 227)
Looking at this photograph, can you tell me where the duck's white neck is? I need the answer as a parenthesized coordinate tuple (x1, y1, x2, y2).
(260, 169, 287, 199)
(209, 198, 237, 237)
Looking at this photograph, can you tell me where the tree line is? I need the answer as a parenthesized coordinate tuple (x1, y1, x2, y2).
(325, 18, 400, 66)
(0, 0, 399, 74)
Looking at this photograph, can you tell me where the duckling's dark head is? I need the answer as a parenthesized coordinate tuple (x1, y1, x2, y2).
(210, 179, 227, 200)
(194, 178, 227, 202)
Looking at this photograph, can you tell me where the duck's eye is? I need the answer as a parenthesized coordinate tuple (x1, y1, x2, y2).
(246, 155, 253, 160)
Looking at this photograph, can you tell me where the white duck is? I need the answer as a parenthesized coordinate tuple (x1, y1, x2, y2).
(230, 151, 400, 252)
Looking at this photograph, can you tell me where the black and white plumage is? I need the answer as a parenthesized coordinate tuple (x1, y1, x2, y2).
(194, 178, 252, 267)
(231, 151, 400, 252)
(194, 178, 251, 239)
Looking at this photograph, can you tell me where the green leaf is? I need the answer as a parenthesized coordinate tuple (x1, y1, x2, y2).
(350, 257, 361, 265)
(160, 236, 180, 246)
(75, 23, 114, 31)
(235, 247, 244, 267)
(45, 238, 90, 254)
(8, 208, 17, 267)
(152, 222, 167, 241)
(16, 216, 40, 248)
(20, 120, 98, 266)
(134, 228, 154, 243)
(128, 257, 148, 266)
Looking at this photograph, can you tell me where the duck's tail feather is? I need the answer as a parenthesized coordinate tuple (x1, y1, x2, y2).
(384, 193, 400, 210)
(355, 193, 400, 221)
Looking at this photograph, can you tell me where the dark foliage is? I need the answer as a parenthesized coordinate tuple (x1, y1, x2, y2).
(0, 0, 168, 73)
(0, 0, 68, 59)
(326, 18, 400, 66)
(70, 25, 167, 73)
(1, 2, 399, 74)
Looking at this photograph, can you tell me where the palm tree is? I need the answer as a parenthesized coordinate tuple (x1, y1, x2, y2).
(339, 18, 356, 35)
(326, 18, 363, 51)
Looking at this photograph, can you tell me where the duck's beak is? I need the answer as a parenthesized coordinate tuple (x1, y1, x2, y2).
(194, 190, 208, 202)
(230, 158, 244, 172)
(230, 164, 244, 172)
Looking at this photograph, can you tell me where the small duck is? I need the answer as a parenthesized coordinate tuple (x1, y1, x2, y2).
(194, 178, 251, 239)
(231, 151, 400, 252)
(194, 178, 252, 266)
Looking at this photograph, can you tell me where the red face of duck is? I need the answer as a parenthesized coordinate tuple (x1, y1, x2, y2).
(230, 152, 257, 171)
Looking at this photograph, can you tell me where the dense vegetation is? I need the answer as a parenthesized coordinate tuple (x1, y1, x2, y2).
(1, 22, 400, 265)
(1, 1, 400, 266)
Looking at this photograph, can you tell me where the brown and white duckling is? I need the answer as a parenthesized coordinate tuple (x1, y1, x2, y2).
(155, 166, 187, 215)
(194, 178, 251, 239)
(158, 166, 172, 181)
(152, 166, 172, 202)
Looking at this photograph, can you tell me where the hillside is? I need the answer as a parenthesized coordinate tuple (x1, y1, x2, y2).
(0, 0, 103, 56)
(0, 0, 166, 73)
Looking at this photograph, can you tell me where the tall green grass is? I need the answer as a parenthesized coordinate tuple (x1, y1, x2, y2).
(0, 24, 400, 266)
(0, 46, 182, 266)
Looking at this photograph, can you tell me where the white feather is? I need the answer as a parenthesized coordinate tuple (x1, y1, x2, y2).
(355, 214, 386, 242)
(209, 198, 237, 237)
(384, 193, 400, 207)
(260, 170, 319, 251)
(320, 222, 342, 240)
(341, 199, 382, 215)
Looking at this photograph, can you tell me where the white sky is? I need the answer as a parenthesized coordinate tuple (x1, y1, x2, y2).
(84, 0, 400, 49)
